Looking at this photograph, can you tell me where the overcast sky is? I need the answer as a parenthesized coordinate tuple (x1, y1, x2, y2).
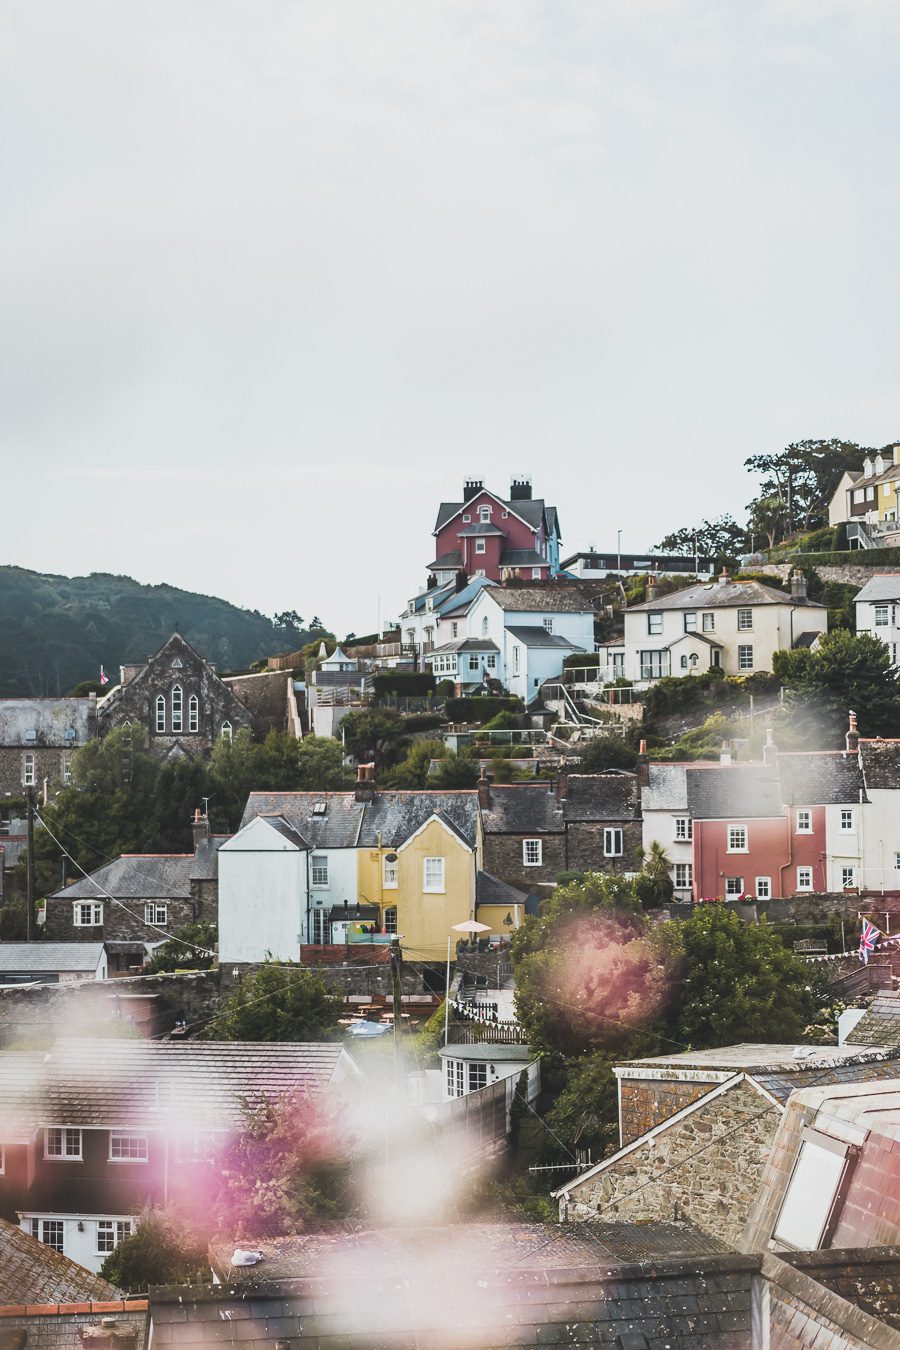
(2, 1, 899, 637)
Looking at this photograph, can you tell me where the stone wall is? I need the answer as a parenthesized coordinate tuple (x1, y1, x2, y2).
(562, 1078, 781, 1247)
(0, 745, 70, 798)
(753, 562, 884, 590)
(44, 892, 198, 945)
(619, 1077, 713, 1145)
(483, 822, 640, 890)
(565, 819, 643, 875)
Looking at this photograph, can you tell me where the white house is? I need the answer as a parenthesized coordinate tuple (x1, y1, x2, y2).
(217, 815, 312, 962)
(639, 760, 694, 901)
(854, 575, 900, 665)
(399, 576, 497, 667)
(429, 585, 594, 703)
(601, 571, 827, 686)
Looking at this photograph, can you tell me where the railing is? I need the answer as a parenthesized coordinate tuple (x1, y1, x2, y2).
(470, 729, 547, 746)
(375, 641, 418, 660)
(446, 1022, 529, 1045)
(314, 686, 371, 707)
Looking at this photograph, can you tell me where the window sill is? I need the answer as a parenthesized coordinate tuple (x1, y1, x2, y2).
(726, 849, 749, 854)
(422, 888, 446, 895)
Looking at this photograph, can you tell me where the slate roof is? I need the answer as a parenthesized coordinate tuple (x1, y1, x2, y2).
(0, 837, 26, 870)
(0, 1214, 118, 1303)
(49, 854, 194, 901)
(0, 942, 105, 973)
(435, 575, 498, 616)
(782, 1250, 900, 1332)
(486, 585, 597, 613)
(855, 574, 900, 603)
(628, 577, 825, 612)
(257, 814, 311, 849)
(480, 775, 639, 834)
(476, 871, 529, 906)
(777, 750, 866, 805)
(506, 625, 582, 649)
(426, 550, 463, 570)
(158, 1223, 753, 1350)
(623, 1044, 893, 1074)
(753, 1051, 900, 1103)
(457, 522, 505, 536)
(425, 638, 499, 656)
(0, 698, 94, 748)
(859, 739, 900, 790)
(643, 762, 689, 812)
(845, 991, 900, 1048)
(0, 1304, 149, 1349)
(241, 791, 480, 851)
(687, 764, 783, 819)
(0, 1040, 354, 1133)
(500, 548, 548, 567)
(564, 772, 640, 821)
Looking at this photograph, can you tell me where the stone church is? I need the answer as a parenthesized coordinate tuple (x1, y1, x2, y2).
(97, 633, 253, 758)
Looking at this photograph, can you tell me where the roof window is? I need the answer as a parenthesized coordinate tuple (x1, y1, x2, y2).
(312, 802, 327, 816)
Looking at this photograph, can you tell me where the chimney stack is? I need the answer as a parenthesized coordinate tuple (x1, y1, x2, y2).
(637, 739, 650, 788)
(509, 476, 533, 501)
(355, 763, 377, 802)
(556, 770, 568, 803)
(790, 570, 808, 603)
(845, 710, 859, 755)
(477, 772, 493, 810)
(192, 807, 210, 852)
(720, 741, 732, 766)
(646, 576, 658, 604)
(719, 567, 730, 585)
(763, 727, 777, 766)
(463, 478, 484, 502)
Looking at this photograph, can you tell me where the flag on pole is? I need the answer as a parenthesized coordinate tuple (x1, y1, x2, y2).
(859, 918, 880, 965)
(99, 666, 109, 686)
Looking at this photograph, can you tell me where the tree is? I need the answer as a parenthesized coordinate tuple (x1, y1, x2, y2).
(295, 736, 353, 790)
(745, 494, 789, 550)
(745, 440, 867, 535)
(212, 1089, 355, 1237)
(0, 900, 28, 940)
(207, 961, 341, 1042)
(773, 629, 900, 746)
(635, 842, 674, 908)
(661, 906, 816, 1048)
(99, 1210, 209, 1293)
(273, 610, 305, 635)
(144, 922, 218, 974)
(576, 735, 637, 773)
(339, 712, 407, 769)
(653, 516, 748, 559)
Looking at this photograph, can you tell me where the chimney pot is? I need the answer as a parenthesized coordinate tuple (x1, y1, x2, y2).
(846, 710, 859, 755)
(477, 772, 493, 809)
(355, 763, 377, 802)
(556, 771, 568, 803)
(192, 807, 210, 851)
(637, 740, 650, 788)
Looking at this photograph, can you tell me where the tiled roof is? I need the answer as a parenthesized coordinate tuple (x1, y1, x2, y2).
(776, 750, 866, 805)
(191, 835, 226, 881)
(435, 575, 498, 616)
(505, 625, 582, 649)
(0, 943, 105, 973)
(49, 854, 194, 901)
(424, 638, 499, 656)
(0, 698, 94, 748)
(629, 577, 825, 612)
(845, 991, 900, 1048)
(157, 1223, 754, 1349)
(486, 585, 597, 613)
(687, 764, 783, 819)
(859, 739, 900, 790)
(782, 1250, 900, 1331)
(241, 791, 480, 851)
(256, 814, 311, 849)
(623, 1044, 891, 1073)
(854, 574, 900, 603)
(0, 1215, 118, 1303)
(752, 1051, 900, 1102)
(0, 1304, 148, 1348)
(0, 1039, 354, 1132)
(476, 870, 528, 906)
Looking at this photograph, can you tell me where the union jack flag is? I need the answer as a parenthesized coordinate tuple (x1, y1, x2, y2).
(859, 918, 881, 965)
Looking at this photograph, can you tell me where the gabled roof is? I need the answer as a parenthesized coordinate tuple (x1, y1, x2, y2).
(436, 575, 498, 616)
(0, 1214, 119, 1303)
(854, 573, 900, 603)
(505, 625, 582, 649)
(777, 750, 865, 805)
(628, 577, 826, 612)
(0, 1039, 356, 1132)
(241, 790, 480, 851)
(0, 942, 105, 973)
(563, 772, 640, 821)
(434, 489, 548, 536)
(687, 764, 783, 819)
(859, 738, 900, 789)
(0, 697, 94, 748)
(50, 854, 195, 901)
(845, 990, 900, 1049)
(482, 585, 596, 613)
(480, 775, 639, 833)
(476, 871, 529, 906)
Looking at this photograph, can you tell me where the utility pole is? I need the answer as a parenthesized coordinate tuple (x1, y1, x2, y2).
(25, 788, 35, 943)
(390, 937, 403, 1086)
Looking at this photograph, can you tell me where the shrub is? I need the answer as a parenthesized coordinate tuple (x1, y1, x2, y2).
(400, 712, 444, 734)
(445, 696, 521, 723)
(372, 671, 436, 697)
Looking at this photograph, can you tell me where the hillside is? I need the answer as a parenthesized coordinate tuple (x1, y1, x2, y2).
(0, 567, 322, 696)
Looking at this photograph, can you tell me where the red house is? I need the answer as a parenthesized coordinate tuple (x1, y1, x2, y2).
(430, 478, 562, 584)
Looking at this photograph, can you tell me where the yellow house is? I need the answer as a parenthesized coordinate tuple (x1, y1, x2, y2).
(357, 809, 482, 961)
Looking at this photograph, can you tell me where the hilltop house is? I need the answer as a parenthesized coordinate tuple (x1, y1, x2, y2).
(600, 570, 827, 685)
(0, 696, 97, 798)
(399, 574, 497, 669)
(854, 573, 900, 663)
(429, 477, 562, 586)
(44, 811, 224, 970)
(828, 443, 900, 544)
(97, 633, 253, 759)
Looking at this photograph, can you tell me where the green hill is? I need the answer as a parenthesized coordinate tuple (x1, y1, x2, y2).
(0, 567, 323, 696)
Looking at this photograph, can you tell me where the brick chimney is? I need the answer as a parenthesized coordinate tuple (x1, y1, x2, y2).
(192, 807, 210, 851)
(477, 772, 493, 809)
(463, 478, 484, 502)
(845, 710, 859, 755)
(80, 1319, 138, 1346)
(637, 739, 650, 788)
(355, 763, 377, 802)
(719, 567, 730, 585)
(763, 727, 777, 766)
(509, 476, 533, 501)
(555, 770, 569, 803)
(646, 576, 658, 604)
(790, 570, 808, 603)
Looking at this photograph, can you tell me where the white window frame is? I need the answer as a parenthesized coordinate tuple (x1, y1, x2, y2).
(531, 567, 541, 579)
(683, 612, 697, 632)
(311, 855, 329, 888)
(383, 905, 398, 934)
(874, 605, 890, 627)
(423, 857, 445, 893)
(542, 618, 554, 633)
(796, 866, 813, 892)
(481, 617, 489, 637)
(724, 877, 744, 897)
(382, 855, 398, 889)
(795, 809, 812, 834)
(841, 866, 856, 889)
(738, 645, 754, 671)
(674, 817, 692, 842)
(737, 608, 753, 631)
(22, 753, 36, 787)
(674, 862, 693, 890)
(97, 1219, 134, 1254)
(144, 903, 167, 927)
(513, 647, 520, 674)
(840, 809, 854, 832)
(603, 827, 624, 857)
(188, 694, 199, 733)
(221, 721, 233, 743)
(171, 684, 183, 733)
(727, 825, 748, 852)
(155, 695, 166, 733)
(522, 839, 542, 867)
(774, 1131, 851, 1250)
(478, 505, 491, 523)
(62, 754, 72, 785)
(73, 901, 103, 927)
(450, 621, 459, 638)
(45, 1127, 82, 1160)
(702, 612, 715, 632)
(475, 538, 486, 554)
(755, 876, 771, 899)
(109, 1131, 149, 1163)
(34, 1219, 65, 1251)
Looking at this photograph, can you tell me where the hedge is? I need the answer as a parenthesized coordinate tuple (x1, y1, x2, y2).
(775, 547, 900, 568)
(372, 672, 436, 696)
(445, 696, 521, 723)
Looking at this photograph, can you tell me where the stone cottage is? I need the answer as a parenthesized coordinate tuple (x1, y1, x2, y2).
(97, 633, 253, 759)
(0, 696, 97, 798)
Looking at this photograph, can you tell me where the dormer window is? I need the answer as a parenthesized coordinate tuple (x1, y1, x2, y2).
(171, 685, 183, 733)
(864, 458, 873, 476)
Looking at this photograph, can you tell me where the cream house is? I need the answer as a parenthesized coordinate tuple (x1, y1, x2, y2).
(599, 571, 827, 686)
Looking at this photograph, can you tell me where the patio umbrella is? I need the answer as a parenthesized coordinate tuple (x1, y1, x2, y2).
(452, 920, 491, 935)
